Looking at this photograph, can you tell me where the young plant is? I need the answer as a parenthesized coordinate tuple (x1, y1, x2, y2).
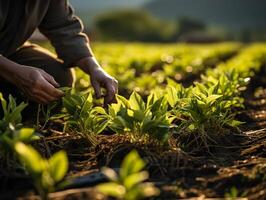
(36, 101, 58, 130)
(96, 150, 160, 200)
(173, 81, 243, 152)
(57, 90, 109, 145)
(0, 93, 28, 132)
(15, 142, 68, 200)
(0, 127, 38, 170)
(0, 93, 34, 168)
(108, 92, 172, 145)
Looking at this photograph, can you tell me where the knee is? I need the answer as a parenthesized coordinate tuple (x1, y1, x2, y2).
(58, 68, 74, 88)
(44, 61, 74, 88)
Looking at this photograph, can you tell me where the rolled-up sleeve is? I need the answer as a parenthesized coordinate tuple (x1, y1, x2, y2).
(39, 0, 93, 67)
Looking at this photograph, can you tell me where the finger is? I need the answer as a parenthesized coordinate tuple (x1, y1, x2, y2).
(114, 79, 119, 94)
(24, 87, 53, 104)
(39, 76, 64, 98)
(104, 83, 116, 107)
(35, 90, 58, 103)
(91, 80, 101, 99)
(35, 96, 50, 105)
(41, 70, 60, 88)
(27, 92, 49, 105)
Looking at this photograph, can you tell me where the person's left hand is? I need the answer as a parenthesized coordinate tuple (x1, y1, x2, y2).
(76, 57, 118, 107)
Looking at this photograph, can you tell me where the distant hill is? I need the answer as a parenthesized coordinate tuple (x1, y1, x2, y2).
(69, 0, 152, 26)
(144, 0, 266, 30)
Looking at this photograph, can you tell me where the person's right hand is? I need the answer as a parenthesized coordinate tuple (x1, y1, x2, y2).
(12, 65, 64, 104)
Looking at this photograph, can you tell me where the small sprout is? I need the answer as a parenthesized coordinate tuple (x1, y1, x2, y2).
(96, 150, 160, 200)
(15, 143, 68, 200)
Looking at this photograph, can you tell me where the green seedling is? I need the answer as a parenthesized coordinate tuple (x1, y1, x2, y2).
(0, 93, 34, 168)
(54, 90, 109, 145)
(172, 80, 243, 152)
(0, 93, 28, 132)
(96, 150, 160, 200)
(36, 101, 58, 130)
(15, 142, 68, 200)
(108, 92, 173, 144)
(0, 127, 38, 170)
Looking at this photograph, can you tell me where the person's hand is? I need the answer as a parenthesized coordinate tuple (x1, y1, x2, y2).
(12, 65, 64, 104)
(77, 57, 118, 107)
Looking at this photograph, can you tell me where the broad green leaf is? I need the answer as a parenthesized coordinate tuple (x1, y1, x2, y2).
(228, 120, 244, 127)
(117, 95, 130, 108)
(120, 150, 145, 180)
(129, 92, 145, 110)
(124, 171, 149, 189)
(147, 93, 157, 107)
(15, 128, 36, 142)
(15, 142, 45, 173)
(166, 86, 177, 108)
(109, 103, 122, 116)
(48, 151, 68, 182)
(96, 182, 125, 198)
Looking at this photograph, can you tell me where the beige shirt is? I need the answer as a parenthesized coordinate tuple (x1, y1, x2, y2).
(0, 0, 93, 67)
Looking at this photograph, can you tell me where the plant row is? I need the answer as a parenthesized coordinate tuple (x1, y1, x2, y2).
(75, 42, 241, 95)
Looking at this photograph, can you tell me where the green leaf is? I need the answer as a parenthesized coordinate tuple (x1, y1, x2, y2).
(15, 128, 36, 142)
(129, 92, 145, 110)
(117, 95, 130, 108)
(206, 95, 222, 104)
(124, 171, 149, 189)
(48, 151, 68, 182)
(0, 92, 7, 114)
(96, 182, 125, 198)
(228, 120, 244, 127)
(15, 142, 45, 173)
(92, 107, 108, 115)
(147, 93, 157, 107)
(6, 102, 28, 123)
(166, 86, 178, 108)
(120, 150, 145, 180)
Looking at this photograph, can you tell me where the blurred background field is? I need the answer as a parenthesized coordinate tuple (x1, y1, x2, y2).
(32, 0, 266, 43)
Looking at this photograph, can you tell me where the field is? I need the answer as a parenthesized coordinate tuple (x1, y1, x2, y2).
(0, 42, 266, 200)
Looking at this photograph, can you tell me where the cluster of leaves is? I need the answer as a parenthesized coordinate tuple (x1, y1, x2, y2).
(54, 89, 109, 145)
(15, 141, 68, 200)
(0, 93, 31, 167)
(0, 93, 68, 200)
(167, 77, 243, 151)
(108, 92, 173, 144)
(96, 150, 159, 200)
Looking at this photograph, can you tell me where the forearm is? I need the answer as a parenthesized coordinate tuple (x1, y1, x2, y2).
(76, 56, 100, 75)
(0, 55, 21, 84)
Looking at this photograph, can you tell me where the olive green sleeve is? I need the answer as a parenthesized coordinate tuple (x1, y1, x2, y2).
(38, 0, 93, 68)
